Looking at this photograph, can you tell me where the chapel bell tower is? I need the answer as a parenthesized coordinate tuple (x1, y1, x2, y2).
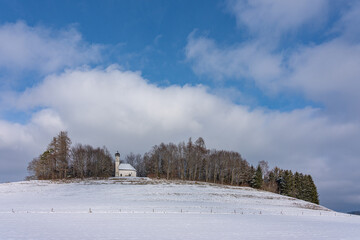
(115, 151, 120, 177)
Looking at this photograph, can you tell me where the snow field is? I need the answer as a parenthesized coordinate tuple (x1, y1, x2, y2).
(0, 178, 359, 239)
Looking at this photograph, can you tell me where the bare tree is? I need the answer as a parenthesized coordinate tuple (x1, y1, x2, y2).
(71, 144, 86, 179)
(259, 160, 269, 180)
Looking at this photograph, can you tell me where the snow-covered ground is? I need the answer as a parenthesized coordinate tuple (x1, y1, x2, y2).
(0, 178, 359, 239)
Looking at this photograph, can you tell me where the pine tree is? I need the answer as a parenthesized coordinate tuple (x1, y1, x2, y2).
(246, 165, 254, 186)
(307, 175, 319, 204)
(251, 165, 263, 189)
(286, 170, 295, 197)
(278, 170, 287, 195)
(298, 173, 306, 200)
(294, 172, 301, 199)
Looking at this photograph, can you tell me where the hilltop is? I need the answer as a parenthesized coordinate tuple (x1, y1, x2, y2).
(0, 178, 359, 239)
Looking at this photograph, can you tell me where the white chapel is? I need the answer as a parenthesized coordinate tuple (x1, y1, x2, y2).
(115, 152, 137, 177)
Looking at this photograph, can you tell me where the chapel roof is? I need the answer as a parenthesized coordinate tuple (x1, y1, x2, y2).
(119, 163, 136, 171)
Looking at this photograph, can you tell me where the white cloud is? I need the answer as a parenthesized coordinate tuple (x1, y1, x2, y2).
(0, 108, 65, 182)
(283, 1, 360, 117)
(1, 66, 360, 210)
(186, 1, 360, 118)
(287, 39, 360, 116)
(0, 108, 64, 151)
(185, 33, 283, 92)
(227, 0, 328, 39)
(0, 21, 102, 75)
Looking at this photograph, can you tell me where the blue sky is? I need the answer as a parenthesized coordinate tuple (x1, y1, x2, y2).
(0, 0, 360, 212)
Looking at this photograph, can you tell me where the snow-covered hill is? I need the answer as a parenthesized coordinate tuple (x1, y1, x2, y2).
(0, 178, 359, 239)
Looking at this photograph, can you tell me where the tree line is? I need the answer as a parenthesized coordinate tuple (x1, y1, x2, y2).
(131, 137, 319, 204)
(27, 131, 114, 180)
(27, 133, 319, 204)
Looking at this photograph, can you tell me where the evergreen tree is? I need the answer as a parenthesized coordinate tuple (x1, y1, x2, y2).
(247, 166, 256, 186)
(302, 174, 312, 202)
(286, 170, 295, 197)
(251, 165, 263, 189)
(294, 172, 301, 199)
(277, 170, 293, 196)
(307, 175, 319, 204)
(277, 170, 286, 195)
(298, 173, 306, 200)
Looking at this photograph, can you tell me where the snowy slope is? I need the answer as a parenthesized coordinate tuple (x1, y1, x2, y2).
(0, 178, 359, 239)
